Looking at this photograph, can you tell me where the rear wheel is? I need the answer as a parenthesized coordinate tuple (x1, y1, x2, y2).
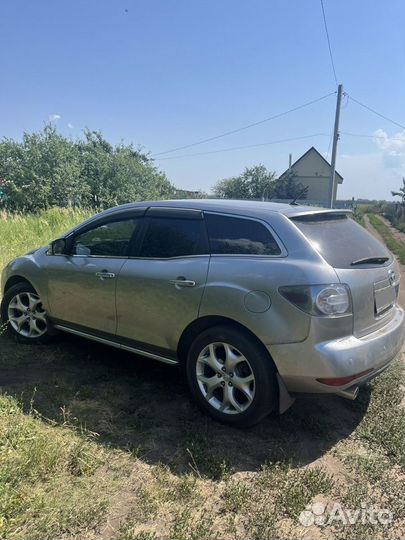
(1, 283, 50, 343)
(186, 326, 277, 427)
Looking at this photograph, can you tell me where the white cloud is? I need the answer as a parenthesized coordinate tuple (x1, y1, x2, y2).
(372, 128, 405, 168)
(338, 152, 403, 201)
(48, 114, 61, 123)
(67, 123, 74, 129)
(336, 129, 404, 200)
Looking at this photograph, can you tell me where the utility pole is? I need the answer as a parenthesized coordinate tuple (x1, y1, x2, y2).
(329, 84, 343, 208)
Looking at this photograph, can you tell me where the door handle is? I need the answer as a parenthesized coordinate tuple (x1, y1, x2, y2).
(96, 271, 116, 280)
(169, 278, 196, 288)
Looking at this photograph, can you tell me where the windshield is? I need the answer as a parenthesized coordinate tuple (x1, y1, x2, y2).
(291, 214, 392, 269)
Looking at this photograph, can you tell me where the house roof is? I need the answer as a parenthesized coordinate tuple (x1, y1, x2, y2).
(279, 146, 343, 182)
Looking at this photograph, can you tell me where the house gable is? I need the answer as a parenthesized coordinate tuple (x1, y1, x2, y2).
(279, 147, 343, 183)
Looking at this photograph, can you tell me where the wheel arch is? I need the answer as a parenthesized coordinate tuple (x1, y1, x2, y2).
(177, 315, 295, 414)
(177, 315, 275, 369)
(3, 275, 34, 294)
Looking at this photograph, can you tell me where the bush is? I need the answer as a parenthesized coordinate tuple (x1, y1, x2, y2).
(0, 126, 175, 213)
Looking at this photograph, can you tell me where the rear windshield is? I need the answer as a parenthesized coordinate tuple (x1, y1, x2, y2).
(291, 213, 391, 269)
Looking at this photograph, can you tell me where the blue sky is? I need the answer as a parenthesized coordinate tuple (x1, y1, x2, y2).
(1, 0, 404, 200)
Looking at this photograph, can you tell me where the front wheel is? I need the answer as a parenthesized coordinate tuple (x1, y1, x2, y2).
(1, 283, 50, 343)
(186, 326, 278, 428)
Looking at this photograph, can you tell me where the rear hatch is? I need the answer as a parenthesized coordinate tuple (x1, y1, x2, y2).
(291, 212, 400, 337)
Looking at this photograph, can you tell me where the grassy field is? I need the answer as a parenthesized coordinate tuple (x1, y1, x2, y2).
(0, 209, 404, 540)
(368, 213, 405, 265)
(0, 208, 92, 270)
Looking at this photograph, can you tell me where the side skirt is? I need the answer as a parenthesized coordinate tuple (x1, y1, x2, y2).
(53, 323, 179, 366)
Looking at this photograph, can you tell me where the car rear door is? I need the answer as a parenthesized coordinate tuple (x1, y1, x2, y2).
(46, 210, 144, 334)
(115, 207, 210, 355)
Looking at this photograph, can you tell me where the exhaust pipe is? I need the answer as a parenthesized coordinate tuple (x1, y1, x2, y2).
(336, 386, 359, 401)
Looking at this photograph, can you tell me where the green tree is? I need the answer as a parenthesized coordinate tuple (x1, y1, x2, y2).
(391, 177, 405, 206)
(0, 125, 175, 212)
(213, 165, 306, 200)
(390, 177, 405, 228)
(213, 165, 277, 200)
(272, 169, 308, 200)
(77, 130, 174, 209)
(0, 125, 84, 211)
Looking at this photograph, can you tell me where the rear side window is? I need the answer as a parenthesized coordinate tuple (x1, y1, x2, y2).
(139, 217, 206, 258)
(205, 214, 281, 255)
(292, 214, 391, 269)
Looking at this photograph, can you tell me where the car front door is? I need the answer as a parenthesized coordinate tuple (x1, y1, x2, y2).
(45, 211, 143, 335)
(115, 207, 210, 356)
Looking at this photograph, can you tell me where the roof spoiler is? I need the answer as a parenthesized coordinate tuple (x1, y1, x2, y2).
(290, 209, 352, 221)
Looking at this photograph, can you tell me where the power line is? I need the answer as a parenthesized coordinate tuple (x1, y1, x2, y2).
(153, 131, 404, 163)
(151, 92, 336, 157)
(320, 0, 339, 87)
(341, 131, 405, 141)
(346, 95, 405, 130)
(154, 133, 330, 161)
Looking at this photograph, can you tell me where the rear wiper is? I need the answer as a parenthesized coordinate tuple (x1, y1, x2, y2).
(351, 256, 389, 266)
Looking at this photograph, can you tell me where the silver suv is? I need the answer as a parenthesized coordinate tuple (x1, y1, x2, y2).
(2, 200, 404, 427)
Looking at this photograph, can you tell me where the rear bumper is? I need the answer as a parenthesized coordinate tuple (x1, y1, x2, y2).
(269, 305, 405, 394)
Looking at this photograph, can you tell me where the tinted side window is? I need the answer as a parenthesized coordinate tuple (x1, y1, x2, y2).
(72, 219, 139, 257)
(205, 214, 281, 255)
(139, 217, 206, 258)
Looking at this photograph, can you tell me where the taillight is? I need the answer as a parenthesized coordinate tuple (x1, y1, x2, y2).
(279, 284, 352, 317)
(315, 286, 350, 315)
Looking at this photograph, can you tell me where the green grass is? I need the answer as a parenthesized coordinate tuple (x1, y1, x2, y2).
(352, 205, 367, 226)
(368, 213, 405, 265)
(0, 394, 109, 538)
(0, 207, 92, 270)
(0, 348, 405, 540)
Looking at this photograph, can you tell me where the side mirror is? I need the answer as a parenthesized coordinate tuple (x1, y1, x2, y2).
(51, 238, 67, 255)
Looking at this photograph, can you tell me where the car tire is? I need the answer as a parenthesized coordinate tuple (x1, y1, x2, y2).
(186, 325, 278, 428)
(1, 282, 51, 344)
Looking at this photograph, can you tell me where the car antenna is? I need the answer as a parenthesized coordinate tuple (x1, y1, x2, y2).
(289, 186, 308, 206)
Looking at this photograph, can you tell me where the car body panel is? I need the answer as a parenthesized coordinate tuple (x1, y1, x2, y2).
(333, 260, 400, 337)
(1, 248, 48, 307)
(45, 254, 127, 334)
(200, 257, 341, 345)
(116, 255, 210, 351)
(269, 304, 404, 393)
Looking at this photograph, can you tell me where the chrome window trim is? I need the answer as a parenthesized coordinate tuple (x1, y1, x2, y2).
(127, 254, 210, 261)
(209, 253, 287, 259)
(70, 254, 129, 259)
(203, 210, 288, 258)
(69, 254, 211, 261)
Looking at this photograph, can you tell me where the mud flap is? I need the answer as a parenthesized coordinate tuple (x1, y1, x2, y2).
(277, 373, 295, 414)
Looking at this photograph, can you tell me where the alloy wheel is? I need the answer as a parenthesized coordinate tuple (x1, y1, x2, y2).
(7, 292, 47, 338)
(196, 342, 255, 414)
